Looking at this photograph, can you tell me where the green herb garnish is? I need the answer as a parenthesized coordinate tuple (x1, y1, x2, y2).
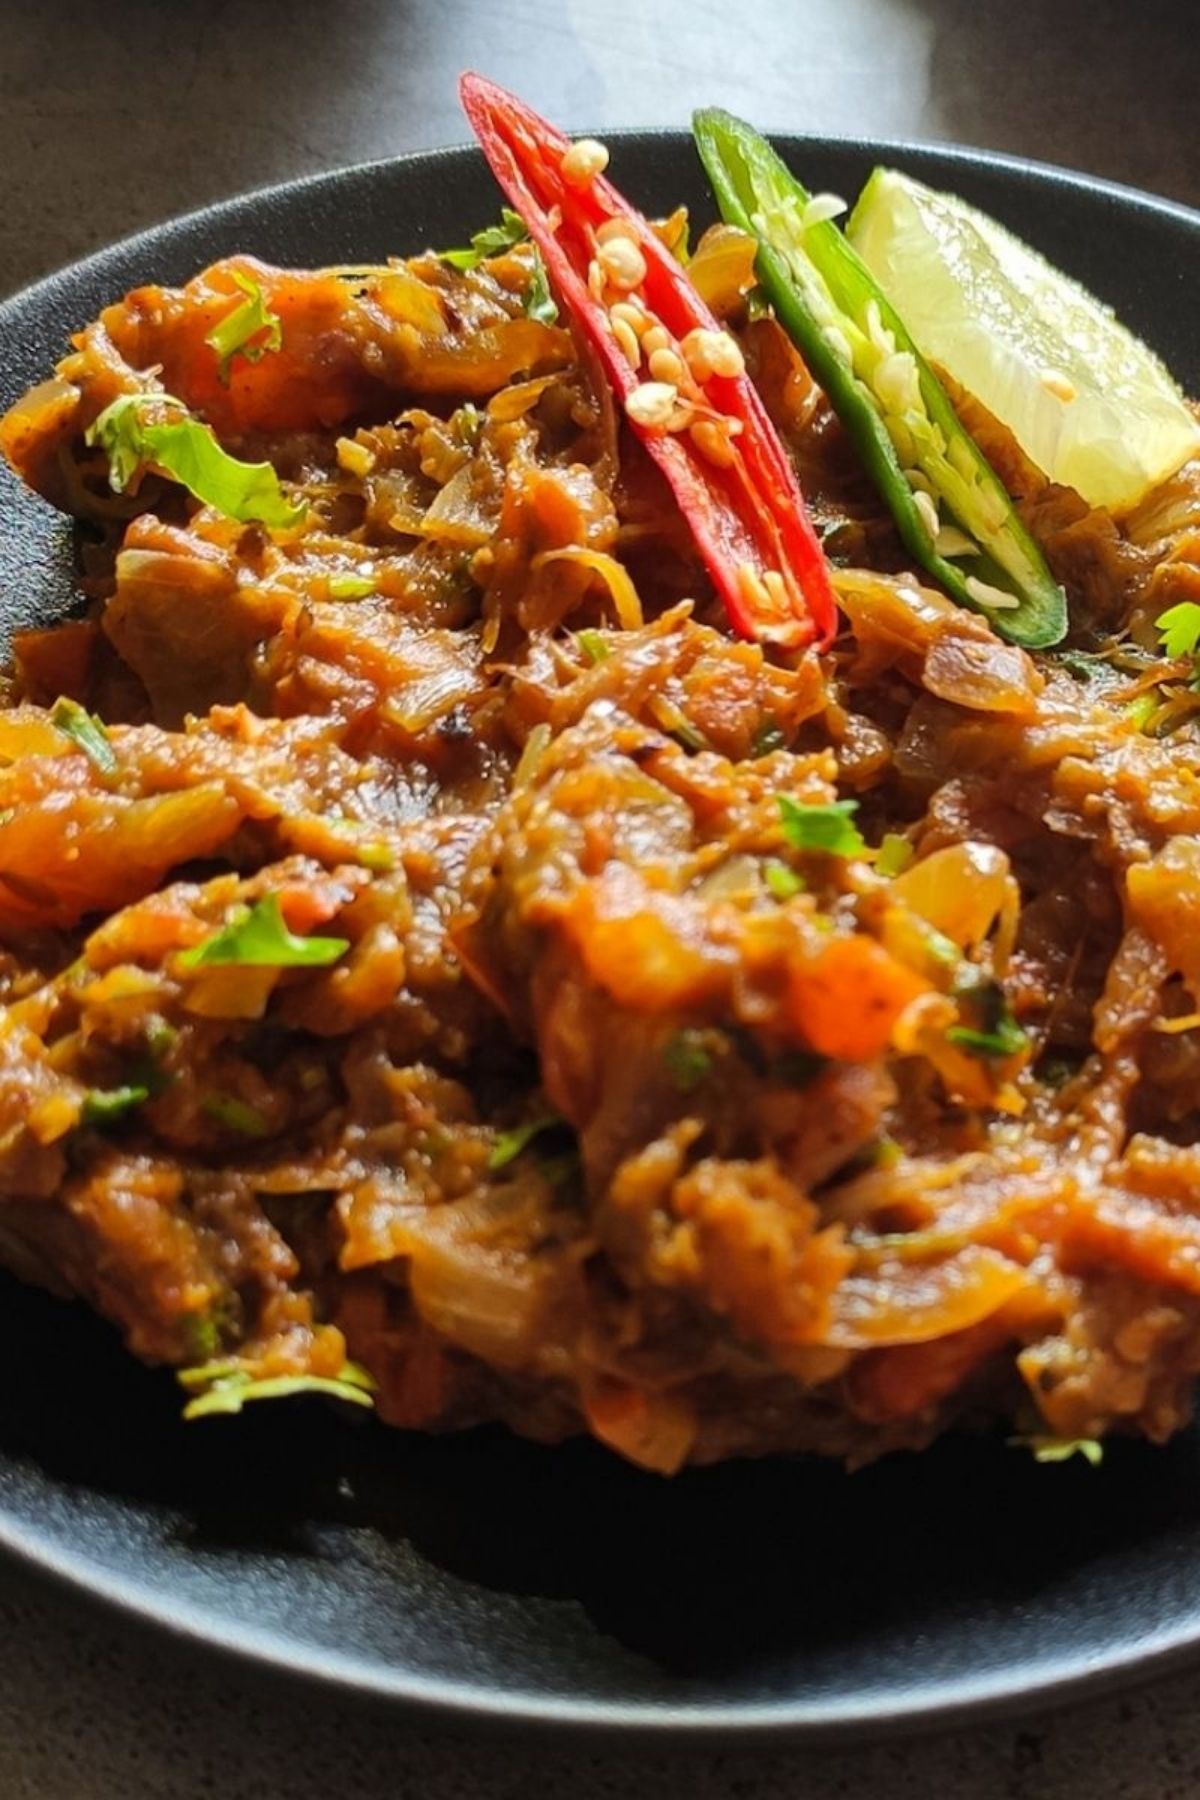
(1157, 602, 1200, 661)
(875, 832, 914, 877)
(86, 393, 305, 530)
(202, 1095, 269, 1137)
(753, 719, 788, 756)
(524, 253, 559, 324)
(575, 628, 610, 665)
(80, 1084, 149, 1127)
(204, 271, 284, 384)
(328, 572, 378, 600)
(440, 207, 556, 323)
(179, 1357, 376, 1420)
(441, 206, 529, 269)
(1010, 1434, 1104, 1466)
(179, 894, 349, 970)
(947, 978, 1028, 1060)
(52, 697, 117, 778)
(947, 1020, 1027, 1058)
(778, 794, 865, 856)
(663, 1029, 714, 1092)
(489, 1112, 564, 1172)
(764, 859, 804, 899)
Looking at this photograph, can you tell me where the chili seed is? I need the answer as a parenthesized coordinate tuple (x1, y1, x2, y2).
(611, 316, 641, 366)
(1040, 367, 1077, 402)
(681, 327, 745, 381)
(648, 346, 687, 385)
(689, 419, 737, 468)
(560, 137, 610, 187)
(737, 562, 772, 615)
(597, 236, 647, 290)
(911, 487, 940, 543)
(762, 571, 790, 613)
(610, 299, 646, 334)
(625, 381, 679, 429)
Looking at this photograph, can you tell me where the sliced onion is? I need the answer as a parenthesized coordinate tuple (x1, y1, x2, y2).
(534, 547, 643, 629)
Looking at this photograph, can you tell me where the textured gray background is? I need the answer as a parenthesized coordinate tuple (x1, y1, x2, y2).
(2, 0, 1199, 1792)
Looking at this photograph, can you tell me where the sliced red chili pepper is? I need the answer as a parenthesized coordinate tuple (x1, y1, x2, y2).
(459, 73, 837, 651)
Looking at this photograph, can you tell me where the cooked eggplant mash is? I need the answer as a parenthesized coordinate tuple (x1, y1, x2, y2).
(2, 80, 1200, 1472)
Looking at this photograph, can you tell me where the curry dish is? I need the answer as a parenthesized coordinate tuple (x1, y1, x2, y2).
(2, 85, 1200, 1473)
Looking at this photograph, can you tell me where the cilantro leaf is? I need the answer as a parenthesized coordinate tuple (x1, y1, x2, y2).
(753, 719, 788, 755)
(488, 1111, 564, 1172)
(328, 571, 377, 600)
(524, 252, 559, 324)
(441, 206, 529, 270)
(947, 978, 1028, 1060)
(80, 1084, 149, 1127)
(204, 271, 284, 384)
(52, 697, 117, 778)
(778, 794, 865, 856)
(764, 858, 804, 899)
(947, 1020, 1027, 1058)
(1009, 1434, 1104, 1466)
(663, 1029, 713, 1092)
(575, 628, 610, 665)
(179, 1358, 376, 1420)
(1157, 601, 1200, 661)
(86, 393, 305, 530)
(179, 894, 349, 969)
(875, 832, 914, 877)
(202, 1095, 269, 1137)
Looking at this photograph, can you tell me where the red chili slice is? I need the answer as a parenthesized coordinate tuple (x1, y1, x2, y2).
(459, 72, 837, 650)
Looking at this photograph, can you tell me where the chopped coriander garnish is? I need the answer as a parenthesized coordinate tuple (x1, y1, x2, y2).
(1157, 601, 1200, 661)
(441, 206, 529, 270)
(453, 405, 484, 447)
(948, 1020, 1027, 1058)
(947, 979, 1028, 1060)
(524, 252, 559, 324)
(204, 271, 284, 384)
(1009, 1434, 1104, 1467)
(1038, 1054, 1082, 1089)
(179, 894, 349, 970)
(489, 1112, 564, 1172)
(145, 1018, 178, 1058)
(778, 794, 865, 857)
(752, 719, 788, 756)
(179, 1358, 376, 1420)
(86, 393, 305, 530)
(663, 1029, 714, 1092)
(1124, 693, 1158, 732)
(328, 571, 378, 600)
(80, 1084, 149, 1127)
(575, 628, 610, 665)
(52, 697, 117, 778)
(875, 832, 914, 878)
(203, 1095, 269, 1137)
(764, 858, 804, 899)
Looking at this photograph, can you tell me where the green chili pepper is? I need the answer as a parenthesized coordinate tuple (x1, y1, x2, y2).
(692, 111, 1067, 649)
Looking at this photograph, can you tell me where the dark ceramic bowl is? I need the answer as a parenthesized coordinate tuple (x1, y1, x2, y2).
(0, 134, 1198, 1744)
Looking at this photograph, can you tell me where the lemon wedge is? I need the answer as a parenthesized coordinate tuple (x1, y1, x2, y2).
(847, 167, 1200, 513)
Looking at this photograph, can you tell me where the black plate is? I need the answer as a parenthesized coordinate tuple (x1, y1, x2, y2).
(1, 135, 1199, 1745)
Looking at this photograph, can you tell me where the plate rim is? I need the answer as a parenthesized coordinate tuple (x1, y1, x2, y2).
(6, 1491, 1200, 1745)
(2, 129, 1199, 1744)
(3, 127, 1199, 316)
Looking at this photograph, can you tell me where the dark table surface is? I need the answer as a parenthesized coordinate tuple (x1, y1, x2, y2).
(2, 1, 1199, 1794)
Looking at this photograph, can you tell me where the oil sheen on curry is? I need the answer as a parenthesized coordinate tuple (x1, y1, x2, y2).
(2, 79, 1200, 1473)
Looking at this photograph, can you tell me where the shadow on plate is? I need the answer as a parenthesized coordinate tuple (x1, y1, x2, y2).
(3, 1270, 1197, 1679)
